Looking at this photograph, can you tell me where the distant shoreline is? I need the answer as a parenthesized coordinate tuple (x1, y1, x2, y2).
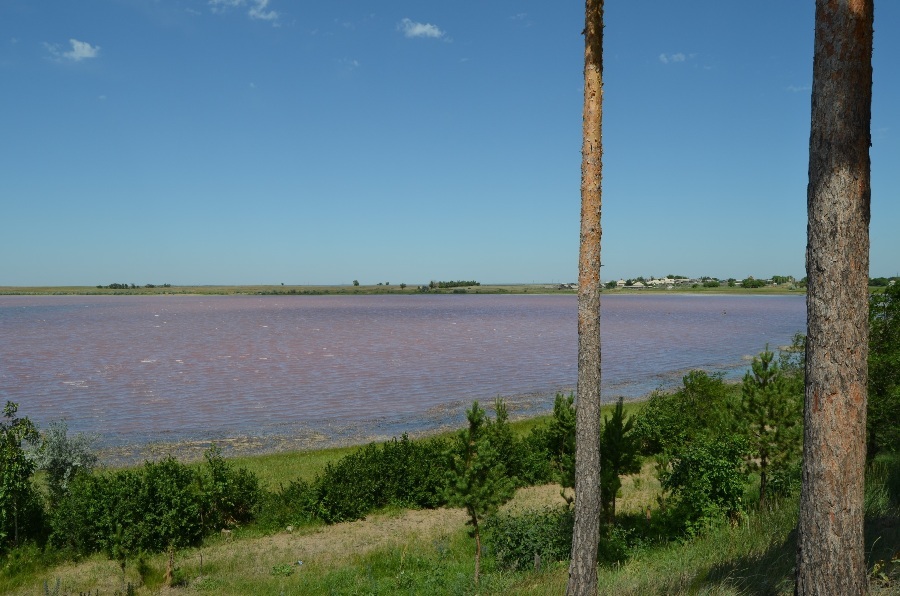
(0, 283, 807, 297)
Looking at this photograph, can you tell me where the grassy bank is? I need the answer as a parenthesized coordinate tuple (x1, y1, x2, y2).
(7, 455, 898, 595)
(5, 400, 899, 595)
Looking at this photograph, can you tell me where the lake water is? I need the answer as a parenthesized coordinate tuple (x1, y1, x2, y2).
(0, 294, 805, 453)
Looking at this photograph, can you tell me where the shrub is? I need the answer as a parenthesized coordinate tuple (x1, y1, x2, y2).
(31, 419, 98, 505)
(255, 479, 319, 531)
(50, 453, 261, 557)
(659, 435, 750, 536)
(314, 435, 449, 523)
(868, 282, 900, 458)
(0, 402, 42, 551)
(632, 372, 736, 456)
(198, 447, 260, 531)
(485, 507, 574, 571)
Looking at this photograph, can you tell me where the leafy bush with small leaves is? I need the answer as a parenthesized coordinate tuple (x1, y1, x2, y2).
(31, 419, 98, 505)
(660, 435, 750, 536)
(868, 282, 900, 458)
(314, 435, 449, 523)
(51, 451, 261, 557)
(485, 507, 573, 571)
(197, 447, 260, 531)
(0, 401, 43, 551)
(255, 478, 319, 531)
(632, 371, 736, 456)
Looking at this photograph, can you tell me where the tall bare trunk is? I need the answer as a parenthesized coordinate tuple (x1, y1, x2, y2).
(566, 1, 603, 594)
(795, 1, 872, 594)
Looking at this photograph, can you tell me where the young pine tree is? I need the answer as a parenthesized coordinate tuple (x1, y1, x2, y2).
(546, 393, 576, 504)
(445, 401, 516, 585)
(599, 397, 641, 521)
(737, 347, 802, 505)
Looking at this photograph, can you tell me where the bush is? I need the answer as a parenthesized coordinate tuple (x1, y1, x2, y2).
(486, 507, 574, 571)
(51, 451, 261, 557)
(255, 479, 319, 532)
(31, 419, 98, 505)
(0, 402, 42, 551)
(632, 372, 736, 456)
(660, 435, 750, 536)
(198, 447, 261, 531)
(868, 282, 900, 458)
(314, 435, 449, 523)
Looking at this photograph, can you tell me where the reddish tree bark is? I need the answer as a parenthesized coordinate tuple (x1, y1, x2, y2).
(795, 1, 873, 594)
(567, 1, 603, 594)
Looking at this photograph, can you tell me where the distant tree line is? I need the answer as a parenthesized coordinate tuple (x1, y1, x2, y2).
(96, 283, 172, 290)
(429, 280, 480, 289)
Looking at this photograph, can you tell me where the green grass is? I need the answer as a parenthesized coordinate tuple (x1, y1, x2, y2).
(229, 444, 364, 489)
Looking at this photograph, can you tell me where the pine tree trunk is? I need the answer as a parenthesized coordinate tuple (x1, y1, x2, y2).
(795, 1, 872, 594)
(759, 465, 767, 507)
(474, 526, 481, 586)
(567, 1, 603, 595)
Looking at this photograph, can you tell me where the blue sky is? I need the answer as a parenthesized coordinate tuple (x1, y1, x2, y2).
(1, 1, 897, 286)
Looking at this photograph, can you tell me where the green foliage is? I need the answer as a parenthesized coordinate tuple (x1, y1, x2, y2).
(864, 455, 900, 518)
(50, 451, 261, 558)
(485, 398, 521, 486)
(428, 280, 481, 289)
(445, 402, 516, 531)
(515, 427, 554, 486)
(196, 447, 261, 531)
(445, 401, 516, 583)
(702, 280, 720, 288)
(660, 435, 749, 536)
(741, 277, 767, 288)
(868, 282, 900, 457)
(31, 420, 98, 505)
(314, 435, 449, 523)
(0, 402, 42, 551)
(869, 277, 893, 287)
(600, 398, 641, 519)
(733, 347, 802, 504)
(485, 507, 574, 570)
(632, 372, 735, 456)
(544, 393, 576, 498)
(255, 478, 319, 531)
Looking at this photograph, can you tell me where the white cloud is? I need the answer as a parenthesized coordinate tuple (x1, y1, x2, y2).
(209, 0, 278, 23)
(209, 0, 242, 12)
(398, 18, 445, 39)
(248, 0, 277, 21)
(65, 39, 100, 61)
(45, 39, 101, 62)
(659, 52, 686, 64)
